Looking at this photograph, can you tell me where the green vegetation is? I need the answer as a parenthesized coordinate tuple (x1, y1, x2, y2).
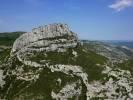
(0, 45, 107, 99)
(30, 46, 107, 81)
(117, 59, 133, 75)
(90, 97, 107, 100)
(1, 55, 87, 99)
(3, 67, 85, 99)
(1, 75, 30, 100)
(0, 32, 24, 46)
(0, 49, 11, 64)
(38, 34, 75, 41)
(18, 68, 80, 100)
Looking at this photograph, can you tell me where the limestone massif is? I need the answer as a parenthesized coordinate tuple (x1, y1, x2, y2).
(0, 23, 133, 100)
(11, 23, 79, 55)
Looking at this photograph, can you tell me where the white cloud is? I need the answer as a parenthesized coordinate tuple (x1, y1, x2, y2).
(109, 0, 133, 11)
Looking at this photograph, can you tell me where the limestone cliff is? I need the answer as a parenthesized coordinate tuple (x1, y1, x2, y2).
(11, 23, 79, 55)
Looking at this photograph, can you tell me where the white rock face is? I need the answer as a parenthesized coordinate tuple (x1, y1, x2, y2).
(11, 23, 79, 55)
(0, 70, 5, 87)
(51, 80, 82, 100)
(86, 66, 133, 99)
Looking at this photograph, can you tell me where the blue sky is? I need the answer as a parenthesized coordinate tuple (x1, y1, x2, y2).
(0, 0, 133, 40)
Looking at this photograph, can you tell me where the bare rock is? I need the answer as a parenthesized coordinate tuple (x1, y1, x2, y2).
(11, 23, 79, 55)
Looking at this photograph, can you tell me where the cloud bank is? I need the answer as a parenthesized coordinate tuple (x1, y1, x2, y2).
(109, 0, 133, 11)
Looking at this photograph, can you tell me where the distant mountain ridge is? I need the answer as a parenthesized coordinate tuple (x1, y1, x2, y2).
(82, 40, 133, 60)
(102, 40, 133, 49)
(0, 32, 25, 46)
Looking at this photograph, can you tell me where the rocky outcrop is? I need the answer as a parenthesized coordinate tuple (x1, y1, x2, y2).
(11, 23, 79, 55)
(5, 23, 88, 99)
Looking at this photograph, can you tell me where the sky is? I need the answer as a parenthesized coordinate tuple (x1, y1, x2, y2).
(0, 0, 133, 40)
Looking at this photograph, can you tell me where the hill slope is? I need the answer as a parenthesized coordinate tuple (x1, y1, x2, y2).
(0, 32, 25, 46)
(0, 24, 133, 100)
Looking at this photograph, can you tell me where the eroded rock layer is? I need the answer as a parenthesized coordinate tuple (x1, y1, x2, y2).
(12, 23, 79, 54)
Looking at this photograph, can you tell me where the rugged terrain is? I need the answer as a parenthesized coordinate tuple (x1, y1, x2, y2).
(0, 23, 133, 100)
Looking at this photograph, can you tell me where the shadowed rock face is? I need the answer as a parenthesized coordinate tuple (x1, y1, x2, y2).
(11, 23, 79, 54)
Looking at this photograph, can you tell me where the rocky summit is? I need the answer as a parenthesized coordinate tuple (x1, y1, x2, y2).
(12, 23, 79, 54)
(0, 23, 133, 100)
